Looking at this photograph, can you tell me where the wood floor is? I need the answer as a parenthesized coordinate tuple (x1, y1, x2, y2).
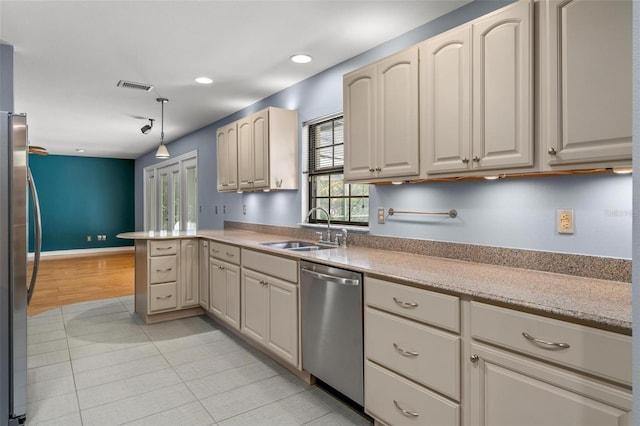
(27, 251, 135, 316)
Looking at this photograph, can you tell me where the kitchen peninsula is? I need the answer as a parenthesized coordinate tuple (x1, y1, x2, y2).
(119, 228, 632, 425)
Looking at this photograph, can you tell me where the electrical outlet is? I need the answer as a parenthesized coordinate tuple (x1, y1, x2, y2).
(557, 209, 575, 234)
(96, 235, 101, 241)
(243, 205, 247, 215)
(102, 235, 107, 240)
(378, 208, 385, 224)
(87, 235, 92, 242)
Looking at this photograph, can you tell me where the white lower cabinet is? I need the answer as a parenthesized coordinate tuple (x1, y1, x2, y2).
(240, 249, 299, 368)
(209, 259, 240, 330)
(364, 277, 461, 425)
(366, 361, 459, 426)
(469, 342, 631, 426)
(179, 239, 199, 309)
(198, 240, 209, 309)
(469, 301, 632, 426)
(209, 241, 241, 330)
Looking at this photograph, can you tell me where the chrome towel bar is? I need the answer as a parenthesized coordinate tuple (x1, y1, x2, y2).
(388, 208, 458, 218)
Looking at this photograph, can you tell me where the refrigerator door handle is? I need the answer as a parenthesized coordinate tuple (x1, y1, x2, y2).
(26, 167, 41, 305)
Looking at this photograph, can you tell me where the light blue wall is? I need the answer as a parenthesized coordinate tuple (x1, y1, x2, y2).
(0, 43, 14, 112)
(631, 0, 638, 419)
(134, 0, 632, 260)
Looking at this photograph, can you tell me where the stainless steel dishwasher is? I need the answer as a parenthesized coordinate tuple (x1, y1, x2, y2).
(300, 260, 364, 406)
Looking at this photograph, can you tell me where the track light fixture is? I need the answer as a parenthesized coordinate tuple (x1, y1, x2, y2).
(141, 118, 154, 134)
(155, 98, 170, 159)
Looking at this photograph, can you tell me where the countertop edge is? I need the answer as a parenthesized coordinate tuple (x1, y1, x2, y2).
(117, 231, 631, 333)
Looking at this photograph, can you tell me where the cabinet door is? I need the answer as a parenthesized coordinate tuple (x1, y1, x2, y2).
(237, 118, 253, 189)
(216, 124, 237, 191)
(420, 26, 472, 175)
(344, 63, 376, 181)
(216, 127, 228, 191)
(266, 276, 298, 367)
(376, 47, 419, 178)
(472, 0, 533, 170)
(179, 239, 199, 308)
(250, 109, 269, 189)
(543, 0, 631, 166)
(209, 258, 226, 318)
(241, 269, 268, 344)
(198, 240, 209, 308)
(223, 124, 238, 190)
(224, 263, 240, 330)
(469, 343, 632, 426)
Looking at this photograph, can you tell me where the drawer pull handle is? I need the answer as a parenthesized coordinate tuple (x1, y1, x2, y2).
(393, 400, 419, 418)
(156, 295, 172, 300)
(218, 265, 225, 270)
(522, 332, 570, 350)
(226, 252, 235, 257)
(393, 343, 419, 357)
(393, 297, 418, 309)
(211, 249, 220, 253)
(156, 246, 173, 251)
(156, 268, 173, 273)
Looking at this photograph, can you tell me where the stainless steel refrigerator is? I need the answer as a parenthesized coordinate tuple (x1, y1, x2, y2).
(1, 112, 42, 426)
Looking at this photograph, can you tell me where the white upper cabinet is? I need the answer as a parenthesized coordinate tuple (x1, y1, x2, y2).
(541, 0, 632, 168)
(216, 123, 238, 191)
(420, 26, 472, 175)
(344, 47, 419, 182)
(344, 63, 376, 182)
(219, 107, 298, 192)
(471, 0, 533, 171)
(238, 109, 269, 190)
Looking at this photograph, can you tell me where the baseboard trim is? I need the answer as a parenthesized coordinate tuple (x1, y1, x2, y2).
(29, 246, 134, 259)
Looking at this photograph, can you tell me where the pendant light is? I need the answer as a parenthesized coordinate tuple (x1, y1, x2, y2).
(155, 97, 170, 158)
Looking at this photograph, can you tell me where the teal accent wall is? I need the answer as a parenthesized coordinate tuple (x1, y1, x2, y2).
(28, 155, 135, 252)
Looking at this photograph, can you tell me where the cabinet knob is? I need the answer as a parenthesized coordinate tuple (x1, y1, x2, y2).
(368, 168, 375, 172)
(470, 354, 479, 363)
(462, 157, 470, 164)
(472, 156, 480, 163)
(375, 167, 382, 172)
(548, 147, 557, 155)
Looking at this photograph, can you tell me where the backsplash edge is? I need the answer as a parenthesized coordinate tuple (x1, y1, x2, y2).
(224, 221, 631, 283)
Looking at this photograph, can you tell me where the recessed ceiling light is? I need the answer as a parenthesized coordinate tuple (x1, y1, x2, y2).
(290, 54, 312, 64)
(194, 76, 213, 85)
(75, 148, 85, 153)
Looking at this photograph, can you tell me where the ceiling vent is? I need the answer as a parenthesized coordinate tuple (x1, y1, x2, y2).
(117, 80, 154, 91)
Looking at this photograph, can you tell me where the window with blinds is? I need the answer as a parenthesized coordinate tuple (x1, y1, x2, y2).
(308, 116, 369, 225)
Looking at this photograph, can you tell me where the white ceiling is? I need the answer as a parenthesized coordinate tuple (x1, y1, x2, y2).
(1, 0, 469, 159)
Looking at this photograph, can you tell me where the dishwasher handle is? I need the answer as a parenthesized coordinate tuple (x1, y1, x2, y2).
(301, 266, 360, 286)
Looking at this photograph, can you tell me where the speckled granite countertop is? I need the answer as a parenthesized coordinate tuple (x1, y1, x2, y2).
(118, 230, 631, 333)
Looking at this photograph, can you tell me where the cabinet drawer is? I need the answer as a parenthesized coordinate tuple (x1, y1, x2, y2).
(365, 277, 459, 332)
(149, 240, 178, 256)
(209, 241, 240, 264)
(149, 282, 177, 312)
(365, 361, 459, 426)
(471, 302, 631, 385)
(365, 307, 460, 401)
(242, 249, 297, 283)
(149, 256, 177, 284)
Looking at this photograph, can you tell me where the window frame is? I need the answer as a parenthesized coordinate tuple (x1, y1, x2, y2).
(306, 114, 369, 226)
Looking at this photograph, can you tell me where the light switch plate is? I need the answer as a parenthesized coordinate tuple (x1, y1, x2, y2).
(378, 208, 385, 224)
(557, 209, 575, 234)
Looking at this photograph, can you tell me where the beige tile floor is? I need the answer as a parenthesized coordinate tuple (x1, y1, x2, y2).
(26, 296, 372, 426)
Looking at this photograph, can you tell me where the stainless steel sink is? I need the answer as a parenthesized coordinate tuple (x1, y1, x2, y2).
(260, 241, 334, 251)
